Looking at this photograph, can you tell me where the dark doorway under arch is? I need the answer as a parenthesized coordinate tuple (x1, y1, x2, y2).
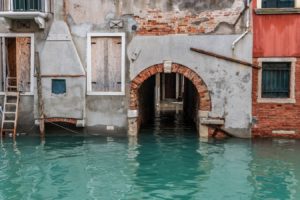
(128, 63, 212, 136)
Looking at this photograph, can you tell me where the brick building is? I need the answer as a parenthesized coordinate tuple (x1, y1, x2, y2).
(252, 0, 300, 138)
(0, 0, 254, 138)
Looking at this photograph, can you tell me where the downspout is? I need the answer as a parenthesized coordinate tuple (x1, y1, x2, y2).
(232, 0, 251, 50)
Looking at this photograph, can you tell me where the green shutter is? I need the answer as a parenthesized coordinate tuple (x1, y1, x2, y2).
(262, 62, 291, 98)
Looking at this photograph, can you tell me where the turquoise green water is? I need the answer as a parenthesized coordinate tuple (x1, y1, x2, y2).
(1, 114, 300, 199)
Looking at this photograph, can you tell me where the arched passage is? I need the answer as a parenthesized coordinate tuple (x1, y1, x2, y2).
(128, 63, 212, 136)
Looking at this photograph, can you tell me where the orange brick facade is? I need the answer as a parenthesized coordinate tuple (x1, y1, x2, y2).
(129, 63, 211, 112)
(134, 8, 242, 35)
(252, 58, 300, 138)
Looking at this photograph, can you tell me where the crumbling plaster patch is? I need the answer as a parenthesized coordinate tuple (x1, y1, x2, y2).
(64, 0, 245, 35)
(132, 0, 245, 34)
(64, 0, 116, 25)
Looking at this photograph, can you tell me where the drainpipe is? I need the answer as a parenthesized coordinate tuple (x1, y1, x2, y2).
(232, 0, 250, 50)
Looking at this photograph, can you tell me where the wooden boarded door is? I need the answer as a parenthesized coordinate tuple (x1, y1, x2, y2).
(16, 37, 31, 92)
(91, 37, 122, 92)
(6, 38, 17, 80)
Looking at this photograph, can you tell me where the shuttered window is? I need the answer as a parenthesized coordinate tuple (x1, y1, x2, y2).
(13, 0, 42, 11)
(262, 0, 294, 8)
(262, 62, 291, 98)
(91, 37, 122, 92)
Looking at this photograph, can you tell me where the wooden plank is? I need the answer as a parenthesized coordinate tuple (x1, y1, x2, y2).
(35, 52, 45, 137)
(13, 92, 19, 137)
(91, 37, 104, 91)
(91, 37, 122, 92)
(16, 37, 31, 92)
(108, 37, 122, 92)
(190, 47, 261, 69)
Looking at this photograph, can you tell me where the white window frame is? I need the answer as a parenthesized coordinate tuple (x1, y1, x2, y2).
(257, 57, 296, 104)
(6, 0, 50, 12)
(0, 33, 35, 96)
(257, 0, 300, 8)
(87, 32, 126, 96)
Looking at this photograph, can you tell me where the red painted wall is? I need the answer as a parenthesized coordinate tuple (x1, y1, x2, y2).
(252, 58, 300, 138)
(253, 0, 300, 57)
(252, 0, 300, 138)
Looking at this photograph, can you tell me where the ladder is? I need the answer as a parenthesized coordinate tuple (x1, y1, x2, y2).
(1, 77, 20, 138)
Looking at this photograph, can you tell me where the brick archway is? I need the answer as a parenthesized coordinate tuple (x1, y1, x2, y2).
(129, 63, 211, 111)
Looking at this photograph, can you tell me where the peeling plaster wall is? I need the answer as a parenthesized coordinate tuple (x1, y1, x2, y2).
(62, 0, 250, 134)
(0, 0, 252, 136)
(0, 7, 54, 129)
(65, 0, 246, 35)
(64, 0, 129, 130)
(65, 0, 116, 25)
(131, 0, 245, 35)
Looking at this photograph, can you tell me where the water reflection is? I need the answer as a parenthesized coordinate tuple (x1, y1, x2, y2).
(0, 134, 300, 199)
(249, 139, 300, 200)
(133, 135, 204, 199)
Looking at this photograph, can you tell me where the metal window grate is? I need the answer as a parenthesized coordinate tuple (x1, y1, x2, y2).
(262, 62, 291, 98)
(13, 0, 42, 11)
(262, 0, 295, 8)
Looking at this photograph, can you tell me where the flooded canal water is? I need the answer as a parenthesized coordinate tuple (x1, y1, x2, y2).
(0, 111, 300, 200)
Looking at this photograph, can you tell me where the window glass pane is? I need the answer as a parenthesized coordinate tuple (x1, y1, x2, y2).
(262, 62, 290, 98)
(14, 0, 25, 11)
(91, 37, 122, 92)
(52, 79, 66, 94)
(27, 0, 41, 10)
(13, 0, 41, 11)
(262, 0, 294, 8)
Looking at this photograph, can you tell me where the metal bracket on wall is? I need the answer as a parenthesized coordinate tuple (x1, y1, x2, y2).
(190, 47, 261, 69)
(110, 19, 124, 29)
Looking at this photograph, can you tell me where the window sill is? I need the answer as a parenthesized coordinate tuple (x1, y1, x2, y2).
(0, 92, 34, 96)
(257, 98, 296, 104)
(0, 11, 49, 19)
(87, 91, 125, 96)
(255, 8, 300, 15)
(0, 11, 49, 28)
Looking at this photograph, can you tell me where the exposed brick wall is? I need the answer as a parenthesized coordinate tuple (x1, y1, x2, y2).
(252, 58, 300, 138)
(134, 1, 244, 35)
(208, 127, 229, 139)
(130, 63, 211, 111)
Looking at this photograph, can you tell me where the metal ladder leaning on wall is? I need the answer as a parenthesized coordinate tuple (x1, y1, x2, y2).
(0, 77, 20, 138)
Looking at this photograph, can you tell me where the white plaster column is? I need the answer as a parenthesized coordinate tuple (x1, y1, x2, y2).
(198, 111, 209, 138)
(296, 0, 300, 8)
(128, 110, 139, 136)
